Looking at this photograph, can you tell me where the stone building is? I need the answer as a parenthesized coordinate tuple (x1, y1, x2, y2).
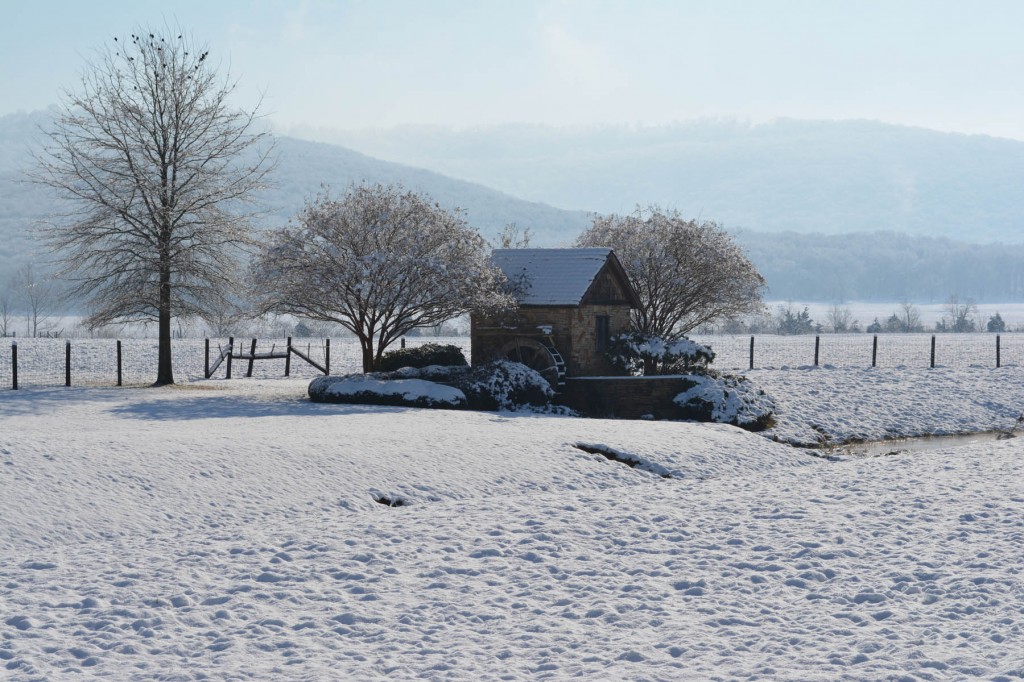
(471, 248, 641, 387)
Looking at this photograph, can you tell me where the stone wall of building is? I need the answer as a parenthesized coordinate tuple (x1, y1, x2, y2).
(559, 376, 696, 419)
(568, 305, 633, 376)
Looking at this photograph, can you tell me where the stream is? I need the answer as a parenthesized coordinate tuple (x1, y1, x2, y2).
(827, 430, 1014, 458)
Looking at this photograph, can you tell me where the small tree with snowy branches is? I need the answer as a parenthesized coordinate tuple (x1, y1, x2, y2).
(576, 206, 764, 340)
(252, 184, 513, 372)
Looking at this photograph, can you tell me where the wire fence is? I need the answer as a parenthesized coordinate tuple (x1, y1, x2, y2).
(3, 333, 1018, 390)
(692, 333, 1022, 370)
(1, 337, 472, 390)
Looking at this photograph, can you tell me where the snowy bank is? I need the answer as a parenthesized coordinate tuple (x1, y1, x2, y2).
(749, 365, 1024, 445)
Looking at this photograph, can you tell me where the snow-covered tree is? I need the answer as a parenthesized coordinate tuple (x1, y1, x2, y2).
(576, 206, 764, 339)
(252, 184, 512, 372)
(987, 312, 1006, 333)
(604, 331, 715, 375)
(34, 27, 273, 384)
(775, 303, 818, 335)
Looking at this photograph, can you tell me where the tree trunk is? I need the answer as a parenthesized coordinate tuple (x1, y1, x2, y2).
(360, 337, 375, 373)
(642, 356, 658, 376)
(155, 261, 174, 386)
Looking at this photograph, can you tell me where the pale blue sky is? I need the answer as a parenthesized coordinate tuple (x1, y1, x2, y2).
(3, 0, 1023, 139)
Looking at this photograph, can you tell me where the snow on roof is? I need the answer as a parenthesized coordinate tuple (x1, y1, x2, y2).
(492, 247, 614, 305)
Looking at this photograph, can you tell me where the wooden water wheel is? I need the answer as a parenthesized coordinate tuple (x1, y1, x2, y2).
(498, 337, 567, 390)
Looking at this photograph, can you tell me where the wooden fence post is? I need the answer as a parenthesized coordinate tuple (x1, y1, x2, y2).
(11, 343, 16, 390)
(65, 341, 71, 387)
(872, 335, 878, 367)
(749, 336, 755, 370)
(226, 337, 234, 379)
(325, 338, 331, 375)
(930, 335, 936, 368)
(246, 338, 257, 378)
(996, 334, 1001, 368)
(204, 339, 210, 379)
(814, 335, 820, 366)
(116, 340, 122, 387)
(285, 337, 292, 377)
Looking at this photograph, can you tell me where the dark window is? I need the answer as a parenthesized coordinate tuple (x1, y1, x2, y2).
(596, 315, 611, 353)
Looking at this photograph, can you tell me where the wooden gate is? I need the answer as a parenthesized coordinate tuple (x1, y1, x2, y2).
(204, 337, 331, 379)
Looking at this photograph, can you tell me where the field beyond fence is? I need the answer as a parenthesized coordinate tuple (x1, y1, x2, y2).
(2, 334, 1020, 390)
(692, 333, 1021, 371)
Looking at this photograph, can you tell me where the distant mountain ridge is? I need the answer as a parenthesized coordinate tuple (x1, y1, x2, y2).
(0, 110, 591, 285)
(320, 119, 1024, 243)
(4, 110, 1024, 304)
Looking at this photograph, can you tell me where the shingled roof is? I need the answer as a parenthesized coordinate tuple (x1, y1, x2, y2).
(491, 248, 639, 306)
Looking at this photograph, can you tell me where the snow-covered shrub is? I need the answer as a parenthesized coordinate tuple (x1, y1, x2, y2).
(376, 343, 468, 372)
(606, 331, 715, 376)
(308, 374, 467, 409)
(673, 375, 775, 431)
(309, 360, 553, 412)
(445, 360, 555, 411)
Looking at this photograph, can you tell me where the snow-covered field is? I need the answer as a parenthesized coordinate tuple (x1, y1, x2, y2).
(3, 370, 1024, 679)
(751, 364, 1024, 446)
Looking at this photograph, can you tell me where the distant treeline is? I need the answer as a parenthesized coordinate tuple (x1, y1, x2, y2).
(737, 231, 1024, 303)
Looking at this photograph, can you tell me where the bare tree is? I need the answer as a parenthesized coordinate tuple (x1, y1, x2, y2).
(252, 184, 512, 372)
(494, 223, 533, 249)
(576, 206, 765, 339)
(939, 294, 978, 333)
(898, 301, 924, 333)
(0, 283, 13, 337)
(826, 304, 859, 333)
(34, 27, 273, 384)
(16, 264, 58, 337)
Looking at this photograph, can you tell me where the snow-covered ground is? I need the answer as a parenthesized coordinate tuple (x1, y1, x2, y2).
(3, 373, 1024, 680)
(751, 364, 1024, 446)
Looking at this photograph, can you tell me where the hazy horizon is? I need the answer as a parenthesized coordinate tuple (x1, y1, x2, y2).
(4, 1, 1024, 141)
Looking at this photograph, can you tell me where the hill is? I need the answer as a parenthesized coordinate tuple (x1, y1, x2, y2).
(4, 111, 1024, 305)
(736, 230, 1024, 303)
(323, 119, 1024, 242)
(0, 110, 590, 285)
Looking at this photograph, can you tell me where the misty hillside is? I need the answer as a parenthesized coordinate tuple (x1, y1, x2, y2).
(4, 110, 1024, 304)
(325, 119, 1024, 242)
(0, 110, 590, 284)
(736, 230, 1024, 303)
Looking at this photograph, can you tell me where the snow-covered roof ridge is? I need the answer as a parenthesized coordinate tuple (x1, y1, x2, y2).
(492, 247, 616, 306)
